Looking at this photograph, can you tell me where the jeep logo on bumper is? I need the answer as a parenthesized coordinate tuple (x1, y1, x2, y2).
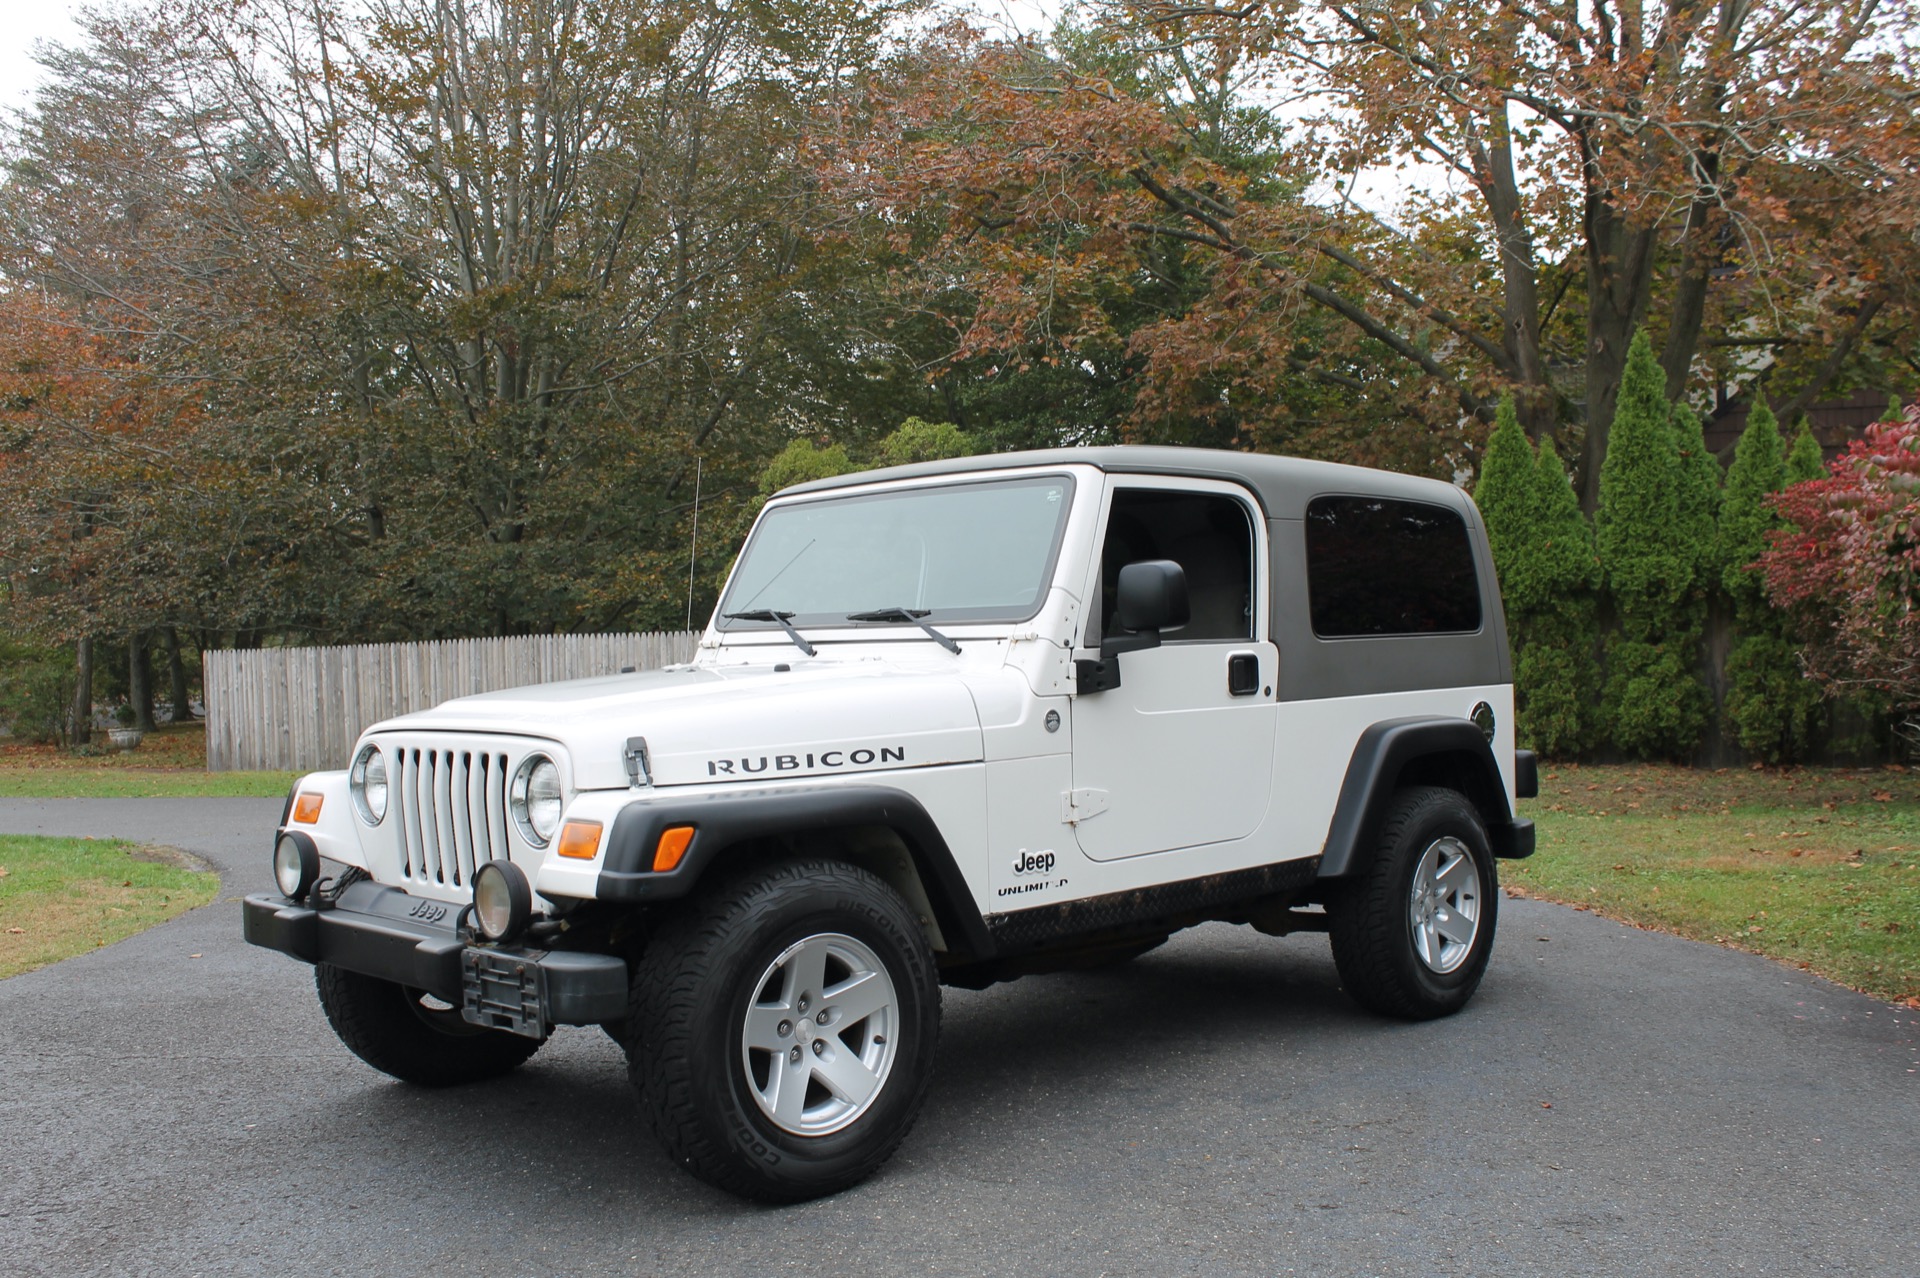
(707, 746, 906, 776)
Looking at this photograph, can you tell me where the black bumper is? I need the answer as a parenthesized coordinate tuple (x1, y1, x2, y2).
(1491, 818, 1536, 859)
(243, 880, 627, 1027)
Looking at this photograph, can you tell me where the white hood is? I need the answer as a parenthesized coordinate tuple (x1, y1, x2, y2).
(366, 661, 985, 791)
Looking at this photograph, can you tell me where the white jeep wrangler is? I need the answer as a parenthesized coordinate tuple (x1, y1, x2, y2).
(246, 446, 1537, 1201)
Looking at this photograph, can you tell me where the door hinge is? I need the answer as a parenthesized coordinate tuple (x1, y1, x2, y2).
(1063, 788, 1110, 824)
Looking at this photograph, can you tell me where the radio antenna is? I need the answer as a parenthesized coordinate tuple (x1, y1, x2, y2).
(685, 454, 703, 630)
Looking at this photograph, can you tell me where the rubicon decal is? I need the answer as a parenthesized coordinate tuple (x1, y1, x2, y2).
(707, 745, 907, 776)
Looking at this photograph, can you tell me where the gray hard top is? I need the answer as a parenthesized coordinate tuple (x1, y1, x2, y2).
(779, 445, 1475, 522)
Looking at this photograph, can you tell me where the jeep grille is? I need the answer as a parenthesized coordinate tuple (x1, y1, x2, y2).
(390, 747, 511, 888)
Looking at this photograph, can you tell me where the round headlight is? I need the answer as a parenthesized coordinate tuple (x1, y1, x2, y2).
(273, 831, 319, 901)
(510, 754, 563, 846)
(472, 860, 533, 942)
(350, 744, 388, 825)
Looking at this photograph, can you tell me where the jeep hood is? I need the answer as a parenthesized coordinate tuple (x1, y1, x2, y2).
(365, 663, 984, 790)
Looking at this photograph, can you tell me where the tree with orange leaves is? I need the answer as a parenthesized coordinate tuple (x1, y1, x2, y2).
(837, 3, 1920, 500)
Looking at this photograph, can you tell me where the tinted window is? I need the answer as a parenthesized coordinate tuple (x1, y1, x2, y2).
(1305, 496, 1481, 637)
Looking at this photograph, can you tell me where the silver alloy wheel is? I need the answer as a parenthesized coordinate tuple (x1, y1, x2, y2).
(740, 932, 900, 1137)
(1408, 835, 1482, 974)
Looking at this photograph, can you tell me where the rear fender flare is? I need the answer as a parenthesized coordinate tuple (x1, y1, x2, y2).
(1317, 717, 1522, 879)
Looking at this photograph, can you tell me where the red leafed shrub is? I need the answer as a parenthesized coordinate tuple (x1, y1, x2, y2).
(1761, 404, 1920, 729)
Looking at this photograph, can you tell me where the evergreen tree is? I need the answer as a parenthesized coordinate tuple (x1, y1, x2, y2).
(1717, 399, 1819, 760)
(1596, 331, 1710, 758)
(1785, 419, 1825, 484)
(1473, 398, 1603, 757)
(1473, 398, 1541, 609)
(1517, 445, 1603, 756)
(1671, 401, 1721, 607)
(1717, 398, 1785, 604)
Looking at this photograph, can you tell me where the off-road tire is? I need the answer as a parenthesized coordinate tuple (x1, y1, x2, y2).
(316, 964, 547, 1086)
(1328, 785, 1498, 1020)
(627, 858, 941, 1203)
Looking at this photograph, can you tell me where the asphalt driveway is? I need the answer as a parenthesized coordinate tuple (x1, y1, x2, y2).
(1, 797, 1914, 1276)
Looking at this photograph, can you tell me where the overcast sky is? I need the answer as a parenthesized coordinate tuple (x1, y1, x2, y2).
(0, 0, 1418, 210)
(0, 0, 81, 108)
(0, 0, 1065, 111)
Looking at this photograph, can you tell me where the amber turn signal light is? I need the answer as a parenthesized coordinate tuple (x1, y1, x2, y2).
(556, 820, 603, 860)
(653, 825, 696, 873)
(292, 794, 323, 824)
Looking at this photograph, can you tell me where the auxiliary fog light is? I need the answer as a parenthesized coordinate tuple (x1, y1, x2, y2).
(472, 860, 534, 943)
(273, 832, 320, 901)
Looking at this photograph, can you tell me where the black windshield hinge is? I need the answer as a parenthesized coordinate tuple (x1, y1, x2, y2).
(1074, 657, 1121, 694)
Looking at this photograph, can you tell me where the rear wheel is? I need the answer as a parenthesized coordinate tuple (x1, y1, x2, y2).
(316, 964, 547, 1086)
(1328, 786, 1498, 1020)
(627, 859, 940, 1202)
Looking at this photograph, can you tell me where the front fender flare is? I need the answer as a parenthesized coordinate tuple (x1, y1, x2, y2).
(595, 784, 995, 960)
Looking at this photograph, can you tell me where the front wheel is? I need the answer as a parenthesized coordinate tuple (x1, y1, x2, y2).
(315, 964, 547, 1086)
(627, 859, 941, 1202)
(1328, 785, 1498, 1020)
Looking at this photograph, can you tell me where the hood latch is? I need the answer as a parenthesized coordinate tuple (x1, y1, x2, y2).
(624, 736, 653, 788)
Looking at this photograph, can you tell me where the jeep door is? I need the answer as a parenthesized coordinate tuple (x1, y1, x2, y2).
(1068, 477, 1279, 861)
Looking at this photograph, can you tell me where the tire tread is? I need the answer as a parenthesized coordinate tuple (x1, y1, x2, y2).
(627, 858, 939, 1202)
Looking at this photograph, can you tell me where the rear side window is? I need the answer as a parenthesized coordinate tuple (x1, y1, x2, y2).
(1304, 496, 1481, 637)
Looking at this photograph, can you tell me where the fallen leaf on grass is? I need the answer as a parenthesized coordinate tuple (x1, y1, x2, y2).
(1873, 792, 1893, 803)
(5, 927, 23, 935)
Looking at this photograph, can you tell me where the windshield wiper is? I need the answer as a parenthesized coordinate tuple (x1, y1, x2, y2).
(845, 607, 961, 655)
(723, 609, 817, 656)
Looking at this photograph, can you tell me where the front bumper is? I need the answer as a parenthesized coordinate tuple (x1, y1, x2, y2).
(243, 879, 627, 1032)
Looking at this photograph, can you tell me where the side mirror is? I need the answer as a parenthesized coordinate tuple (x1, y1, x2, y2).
(1111, 559, 1190, 646)
(1079, 560, 1190, 693)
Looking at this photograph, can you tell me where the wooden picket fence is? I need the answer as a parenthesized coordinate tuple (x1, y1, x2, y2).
(204, 630, 701, 772)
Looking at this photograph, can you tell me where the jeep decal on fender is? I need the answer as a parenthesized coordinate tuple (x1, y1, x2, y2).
(707, 745, 907, 776)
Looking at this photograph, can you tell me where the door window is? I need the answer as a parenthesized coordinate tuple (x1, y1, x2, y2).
(1091, 489, 1255, 646)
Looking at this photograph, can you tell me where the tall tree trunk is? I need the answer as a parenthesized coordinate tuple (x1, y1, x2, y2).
(164, 626, 194, 721)
(130, 630, 156, 732)
(70, 636, 93, 747)
(1579, 189, 1660, 511)
(1659, 179, 1722, 400)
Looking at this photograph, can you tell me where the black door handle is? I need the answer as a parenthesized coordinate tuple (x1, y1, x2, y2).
(1227, 652, 1260, 696)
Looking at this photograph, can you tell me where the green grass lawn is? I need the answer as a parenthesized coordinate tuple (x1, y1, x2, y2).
(0, 834, 220, 978)
(1515, 763, 1920, 1006)
(0, 722, 298, 797)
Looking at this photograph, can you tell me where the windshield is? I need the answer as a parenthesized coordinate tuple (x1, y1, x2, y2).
(719, 475, 1075, 629)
